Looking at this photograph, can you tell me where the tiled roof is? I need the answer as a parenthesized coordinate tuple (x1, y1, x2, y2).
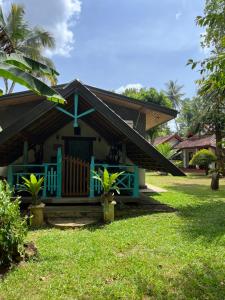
(175, 135, 216, 150)
(153, 134, 182, 146)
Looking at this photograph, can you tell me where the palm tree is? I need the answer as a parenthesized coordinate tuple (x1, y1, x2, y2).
(0, 25, 64, 104)
(164, 80, 185, 132)
(0, 4, 56, 94)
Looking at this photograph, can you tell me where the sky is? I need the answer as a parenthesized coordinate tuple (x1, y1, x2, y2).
(1, 0, 206, 98)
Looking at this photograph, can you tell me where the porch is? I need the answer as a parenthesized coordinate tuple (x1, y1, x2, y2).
(7, 147, 139, 200)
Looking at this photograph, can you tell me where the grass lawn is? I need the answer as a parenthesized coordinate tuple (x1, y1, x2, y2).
(0, 174, 225, 300)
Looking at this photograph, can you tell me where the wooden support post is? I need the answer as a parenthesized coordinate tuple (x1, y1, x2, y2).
(7, 165, 13, 188)
(43, 164, 48, 198)
(74, 93, 79, 127)
(23, 141, 28, 164)
(56, 147, 62, 198)
(89, 156, 95, 198)
(133, 165, 139, 197)
(122, 143, 126, 164)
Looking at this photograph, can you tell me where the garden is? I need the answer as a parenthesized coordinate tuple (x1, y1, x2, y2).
(0, 174, 224, 300)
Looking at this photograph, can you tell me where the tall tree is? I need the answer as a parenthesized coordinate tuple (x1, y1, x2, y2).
(0, 4, 56, 94)
(0, 25, 64, 103)
(164, 80, 184, 132)
(122, 87, 172, 141)
(188, 0, 225, 178)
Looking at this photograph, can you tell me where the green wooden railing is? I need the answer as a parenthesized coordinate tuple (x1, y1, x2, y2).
(89, 156, 139, 198)
(7, 148, 62, 198)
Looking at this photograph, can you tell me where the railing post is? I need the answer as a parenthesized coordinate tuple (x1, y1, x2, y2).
(43, 164, 48, 198)
(7, 165, 13, 188)
(56, 147, 62, 198)
(89, 156, 95, 198)
(133, 165, 139, 197)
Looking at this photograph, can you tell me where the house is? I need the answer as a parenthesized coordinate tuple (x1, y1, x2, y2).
(153, 134, 183, 148)
(0, 79, 184, 202)
(175, 134, 216, 168)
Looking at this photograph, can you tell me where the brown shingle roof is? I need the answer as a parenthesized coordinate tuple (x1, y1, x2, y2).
(153, 134, 182, 146)
(175, 135, 216, 150)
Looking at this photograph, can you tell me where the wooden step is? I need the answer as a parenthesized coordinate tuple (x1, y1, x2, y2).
(44, 205, 102, 219)
(47, 217, 99, 229)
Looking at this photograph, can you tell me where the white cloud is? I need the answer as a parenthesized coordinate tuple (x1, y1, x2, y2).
(175, 12, 182, 20)
(1, 0, 82, 57)
(115, 83, 143, 94)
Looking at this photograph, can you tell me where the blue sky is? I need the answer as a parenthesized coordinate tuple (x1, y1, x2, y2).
(2, 0, 205, 98)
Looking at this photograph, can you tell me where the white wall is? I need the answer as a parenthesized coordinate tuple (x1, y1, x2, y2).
(43, 120, 110, 162)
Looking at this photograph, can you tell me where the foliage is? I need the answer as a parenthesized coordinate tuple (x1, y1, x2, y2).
(173, 160, 183, 168)
(156, 142, 177, 160)
(20, 174, 44, 206)
(0, 10, 65, 104)
(188, 0, 225, 175)
(176, 97, 203, 136)
(164, 80, 184, 109)
(0, 175, 225, 299)
(123, 87, 172, 108)
(0, 3, 57, 93)
(190, 149, 217, 175)
(122, 87, 172, 140)
(0, 180, 28, 266)
(92, 168, 124, 197)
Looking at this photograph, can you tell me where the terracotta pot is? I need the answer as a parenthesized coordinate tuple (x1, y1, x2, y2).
(29, 203, 45, 226)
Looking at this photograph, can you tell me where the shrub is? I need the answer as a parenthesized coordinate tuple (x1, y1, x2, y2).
(189, 149, 217, 175)
(156, 142, 177, 159)
(173, 160, 183, 168)
(0, 180, 28, 267)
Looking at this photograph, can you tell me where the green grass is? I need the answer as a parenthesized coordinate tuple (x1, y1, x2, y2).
(0, 174, 225, 300)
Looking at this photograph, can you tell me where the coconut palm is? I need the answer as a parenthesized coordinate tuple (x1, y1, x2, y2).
(0, 25, 64, 104)
(0, 3, 56, 94)
(164, 80, 184, 132)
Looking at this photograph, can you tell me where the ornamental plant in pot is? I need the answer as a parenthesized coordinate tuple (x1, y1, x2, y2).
(20, 174, 45, 226)
(93, 168, 124, 223)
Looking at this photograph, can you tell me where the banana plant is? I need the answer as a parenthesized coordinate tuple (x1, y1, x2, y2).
(20, 174, 44, 206)
(92, 168, 124, 201)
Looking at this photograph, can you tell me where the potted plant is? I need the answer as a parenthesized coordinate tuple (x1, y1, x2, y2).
(93, 168, 124, 223)
(20, 174, 45, 226)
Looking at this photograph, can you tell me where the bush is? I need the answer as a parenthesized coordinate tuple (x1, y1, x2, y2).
(0, 180, 28, 267)
(173, 160, 183, 168)
(190, 149, 217, 175)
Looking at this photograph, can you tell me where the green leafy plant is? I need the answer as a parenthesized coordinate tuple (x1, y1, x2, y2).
(190, 149, 217, 175)
(20, 174, 44, 206)
(156, 142, 177, 160)
(0, 180, 28, 267)
(93, 168, 124, 200)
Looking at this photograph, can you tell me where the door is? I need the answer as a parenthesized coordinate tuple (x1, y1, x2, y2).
(62, 138, 93, 197)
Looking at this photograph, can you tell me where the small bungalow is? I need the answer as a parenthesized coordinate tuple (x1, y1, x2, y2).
(0, 79, 184, 202)
(175, 134, 216, 168)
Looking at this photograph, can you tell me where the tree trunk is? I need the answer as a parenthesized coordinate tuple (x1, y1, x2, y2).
(205, 166, 209, 176)
(215, 127, 225, 176)
(211, 172, 219, 190)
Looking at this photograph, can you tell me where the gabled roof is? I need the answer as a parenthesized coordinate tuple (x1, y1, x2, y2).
(175, 135, 216, 150)
(0, 79, 185, 175)
(153, 134, 183, 146)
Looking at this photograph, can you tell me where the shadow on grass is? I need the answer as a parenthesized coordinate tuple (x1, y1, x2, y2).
(166, 183, 225, 242)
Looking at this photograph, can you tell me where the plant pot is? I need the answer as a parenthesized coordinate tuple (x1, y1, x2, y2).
(29, 203, 45, 226)
(103, 200, 116, 223)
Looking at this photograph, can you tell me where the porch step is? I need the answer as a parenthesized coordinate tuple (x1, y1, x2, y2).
(47, 217, 98, 229)
(44, 205, 103, 219)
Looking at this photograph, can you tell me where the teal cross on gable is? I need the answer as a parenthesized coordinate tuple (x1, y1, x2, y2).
(56, 93, 95, 127)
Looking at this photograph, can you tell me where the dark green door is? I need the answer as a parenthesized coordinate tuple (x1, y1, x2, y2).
(65, 139, 93, 161)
